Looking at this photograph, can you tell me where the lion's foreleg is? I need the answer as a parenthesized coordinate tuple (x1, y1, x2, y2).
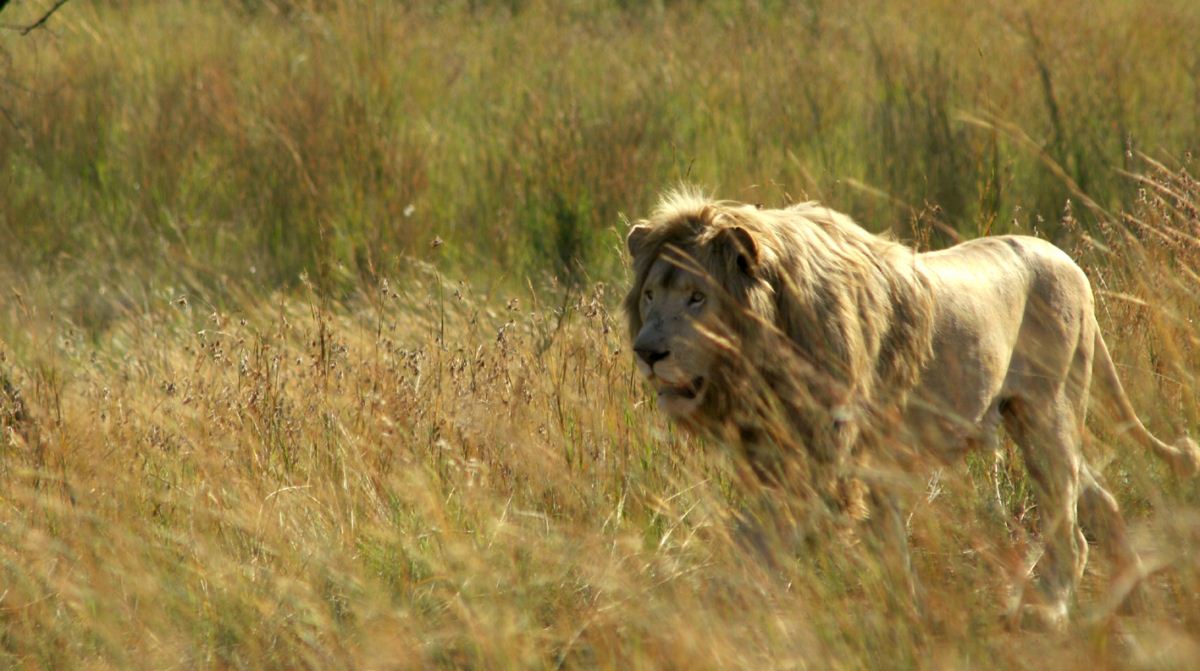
(862, 483, 924, 622)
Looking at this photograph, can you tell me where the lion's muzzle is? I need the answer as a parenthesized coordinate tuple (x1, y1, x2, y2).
(653, 374, 707, 416)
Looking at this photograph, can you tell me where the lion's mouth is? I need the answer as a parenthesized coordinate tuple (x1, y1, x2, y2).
(657, 376, 706, 402)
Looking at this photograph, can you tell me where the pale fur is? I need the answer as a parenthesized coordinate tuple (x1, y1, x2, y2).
(625, 188, 1200, 627)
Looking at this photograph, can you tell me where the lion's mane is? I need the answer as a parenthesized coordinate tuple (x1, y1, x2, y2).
(624, 189, 935, 468)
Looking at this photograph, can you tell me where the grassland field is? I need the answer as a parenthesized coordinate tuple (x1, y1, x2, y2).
(2, 0, 1200, 668)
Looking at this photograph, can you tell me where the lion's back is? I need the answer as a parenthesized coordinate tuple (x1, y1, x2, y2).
(908, 235, 1096, 445)
(920, 235, 1092, 320)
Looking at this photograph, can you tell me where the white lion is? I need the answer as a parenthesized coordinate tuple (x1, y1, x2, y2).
(624, 188, 1199, 627)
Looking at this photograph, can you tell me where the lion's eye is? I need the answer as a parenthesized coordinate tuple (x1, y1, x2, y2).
(688, 291, 706, 306)
(643, 289, 653, 302)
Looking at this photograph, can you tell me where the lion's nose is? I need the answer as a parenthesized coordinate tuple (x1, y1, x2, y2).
(635, 348, 669, 366)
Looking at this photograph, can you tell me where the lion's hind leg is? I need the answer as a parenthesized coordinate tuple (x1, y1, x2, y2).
(1001, 394, 1088, 630)
(1078, 464, 1147, 614)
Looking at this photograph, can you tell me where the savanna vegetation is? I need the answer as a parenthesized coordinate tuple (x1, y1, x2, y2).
(1, 0, 1199, 668)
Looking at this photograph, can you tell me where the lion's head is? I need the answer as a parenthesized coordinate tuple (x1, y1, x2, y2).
(623, 190, 784, 425)
(623, 188, 935, 459)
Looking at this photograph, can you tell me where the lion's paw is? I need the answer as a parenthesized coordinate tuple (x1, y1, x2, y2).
(1005, 592, 1070, 633)
(1011, 601, 1069, 633)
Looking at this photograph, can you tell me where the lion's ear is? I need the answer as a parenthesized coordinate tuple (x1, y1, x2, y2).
(626, 224, 652, 258)
(720, 226, 761, 276)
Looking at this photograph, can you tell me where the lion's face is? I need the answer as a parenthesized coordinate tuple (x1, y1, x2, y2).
(631, 255, 721, 417)
(625, 205, 769, 422)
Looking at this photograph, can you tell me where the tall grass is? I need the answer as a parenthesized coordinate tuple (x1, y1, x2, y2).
(1, 165, 1200, 668)
(3, 0, 1200, 309)
(2, 0, 1200, 668)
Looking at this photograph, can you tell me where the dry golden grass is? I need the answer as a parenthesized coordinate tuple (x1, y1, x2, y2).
(1, 165, 1199, 668)
(2, 1, 1200, 668)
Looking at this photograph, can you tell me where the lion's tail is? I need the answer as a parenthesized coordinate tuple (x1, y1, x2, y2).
(1093, 329, 1200, 478)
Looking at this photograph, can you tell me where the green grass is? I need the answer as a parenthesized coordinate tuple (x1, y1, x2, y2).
(4, 0, 1200, 305)
(2, 0, 1200, 668)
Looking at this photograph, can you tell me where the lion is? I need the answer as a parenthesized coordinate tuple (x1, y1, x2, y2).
(624, 188, 1200, 627)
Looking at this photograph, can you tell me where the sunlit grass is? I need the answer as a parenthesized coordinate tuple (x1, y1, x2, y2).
(2, 167, 1200, 667)
(2, 0, 1200, 668)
